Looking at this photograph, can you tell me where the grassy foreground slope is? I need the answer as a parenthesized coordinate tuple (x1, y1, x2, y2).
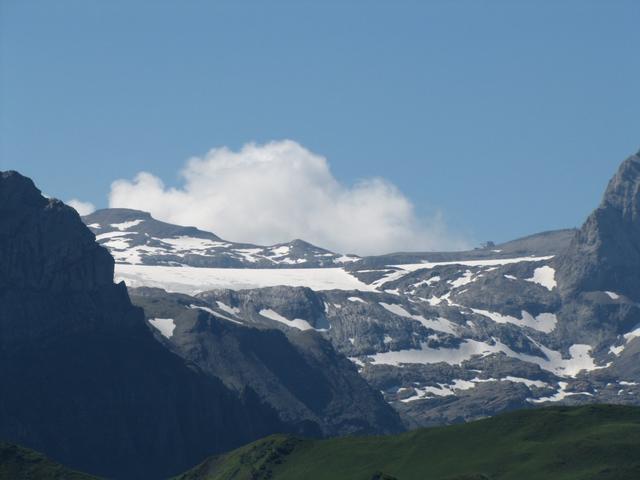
(175, 405, 640, 480)
(0, 442, 99, 480)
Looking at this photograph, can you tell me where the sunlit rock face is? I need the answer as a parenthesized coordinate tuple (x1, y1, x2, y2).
(557, 150, 640, 301)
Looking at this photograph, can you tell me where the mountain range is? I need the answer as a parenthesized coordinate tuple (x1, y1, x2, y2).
(2, 148, 640, 478)
(81, 149, 640, 428)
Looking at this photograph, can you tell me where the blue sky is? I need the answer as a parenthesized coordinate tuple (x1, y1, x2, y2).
(2, 0, 639, 251)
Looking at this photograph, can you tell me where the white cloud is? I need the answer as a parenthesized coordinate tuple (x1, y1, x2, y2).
(108, 140, 465, 255)
(67, 198, 96, 216)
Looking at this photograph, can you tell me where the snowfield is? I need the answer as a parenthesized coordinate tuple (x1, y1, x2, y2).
(148, 318, 176, 338)
(115, 264, 375, 295)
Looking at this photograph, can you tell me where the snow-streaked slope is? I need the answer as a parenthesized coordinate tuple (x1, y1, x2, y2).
(84, 208, 359, 268)
(370, 256, 554, 288)
(368, 338, 601, 378)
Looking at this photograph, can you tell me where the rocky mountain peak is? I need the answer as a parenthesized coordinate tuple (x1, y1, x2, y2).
(90, 207, 153, 222)
(556, 150, 640, 300)
(0, 171, 48, 208)
(0, 170, 114, 292)
(600, 151, 640, 222)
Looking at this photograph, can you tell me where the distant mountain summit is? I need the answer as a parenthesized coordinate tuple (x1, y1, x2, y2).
(83, 208, 359, 268)
(558, 149, 640, 300)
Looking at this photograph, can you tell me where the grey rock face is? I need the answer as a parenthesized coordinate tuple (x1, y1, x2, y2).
(0, 172, 114, 293)
(557, 151, 640, 300)
(131, 287, 403, 437)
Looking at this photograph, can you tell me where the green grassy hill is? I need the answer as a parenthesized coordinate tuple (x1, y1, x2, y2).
(0, 442, 99, 480)
(2, 405, 639, 479)
(174, 405, 640, 480)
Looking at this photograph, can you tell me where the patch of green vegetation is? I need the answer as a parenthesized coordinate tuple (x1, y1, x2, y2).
(0, 442, 99, 480)
(174, 435, 301, 480)
(175, 405, 640, 480)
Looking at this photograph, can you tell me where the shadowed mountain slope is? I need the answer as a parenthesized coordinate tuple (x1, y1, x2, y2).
(0, 171, 286, 479)
(0, 442, 99, 480)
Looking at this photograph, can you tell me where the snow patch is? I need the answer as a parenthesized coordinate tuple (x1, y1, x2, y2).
(503, 376, 548, 388)
(401, 379, 477, 402)
(449, 270, 475, 288)
(148, 318, 176, 338)
(526, 266, 556, 291)
(216, 301, 240, 316)
(259, 309, 314, 331)
(348, 297, 367, 304)
(349, 357, 365, 368)
(609, 324, 640, 356)
(158, 236, 230, 251)
(528, 381, 593, 403)
(269, 245, 291, 256)
(102, 237, 132, 250)
(379, 302, 456, 334)
(189, 304, 244, 325)
(470, 308, 557, 333)
(110, 219, 144, 231)
(96, 231, 131, 241)
(334, 255, 360, 263)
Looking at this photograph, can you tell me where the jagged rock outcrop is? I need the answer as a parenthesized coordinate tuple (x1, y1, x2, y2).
(0, 171, 286, 480)
(557, 150, 640, 300)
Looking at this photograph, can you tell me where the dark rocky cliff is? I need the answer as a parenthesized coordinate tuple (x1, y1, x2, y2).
(0, 171, 285, 479)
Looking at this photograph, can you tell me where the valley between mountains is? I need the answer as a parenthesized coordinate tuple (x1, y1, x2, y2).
(2, 148, 640, 479)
